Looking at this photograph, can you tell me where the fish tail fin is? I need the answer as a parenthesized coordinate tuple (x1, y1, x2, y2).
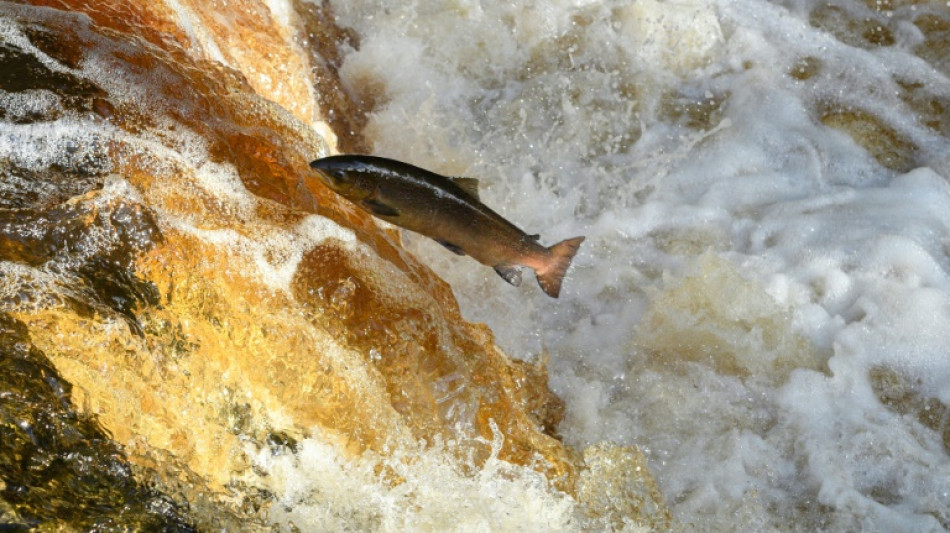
(536, 236, 585, 298)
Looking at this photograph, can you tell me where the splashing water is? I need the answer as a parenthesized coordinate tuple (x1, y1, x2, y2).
(329, 0, 950, 529)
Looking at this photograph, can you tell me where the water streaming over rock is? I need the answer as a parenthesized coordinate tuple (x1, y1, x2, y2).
(3, 0, 950, 531)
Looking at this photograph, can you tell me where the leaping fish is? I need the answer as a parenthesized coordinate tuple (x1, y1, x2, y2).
(309, 155, 585, 298)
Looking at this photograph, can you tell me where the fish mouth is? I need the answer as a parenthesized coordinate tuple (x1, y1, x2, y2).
(309, 159, 330, 175)
(309, 159, 340, 187)
(312, 169, 332, 184)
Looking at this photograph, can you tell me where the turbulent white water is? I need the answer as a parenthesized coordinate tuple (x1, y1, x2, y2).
(324, 0, 950, 530)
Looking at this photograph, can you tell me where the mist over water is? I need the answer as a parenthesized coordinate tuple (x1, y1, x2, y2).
(329, 0, 950, 529)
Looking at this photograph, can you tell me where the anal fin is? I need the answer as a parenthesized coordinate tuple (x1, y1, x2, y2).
(494, 264, 523, 287)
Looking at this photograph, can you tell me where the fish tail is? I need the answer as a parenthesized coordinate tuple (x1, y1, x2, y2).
(536, 236, 585, 298)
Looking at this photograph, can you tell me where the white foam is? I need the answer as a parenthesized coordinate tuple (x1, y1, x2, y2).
(165, 0, 229, 65)
(330, 0, 950, 528)
(263, 0, 294, 28)
(614, 0, 725, 75)
(0, 90, 61, 122)
(0, 119, 116, 175)
(247, 425, 590, 532)
(0, 12, 79, 76)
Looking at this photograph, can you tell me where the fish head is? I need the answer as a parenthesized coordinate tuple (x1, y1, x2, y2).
(309, 157, 375, 202)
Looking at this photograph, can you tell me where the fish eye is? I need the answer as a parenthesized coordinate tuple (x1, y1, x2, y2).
(315, 168, 345, 186)
(331, 170, 352, 185)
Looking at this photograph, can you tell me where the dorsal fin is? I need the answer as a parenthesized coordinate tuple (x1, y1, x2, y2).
(449, 177, 480, 199)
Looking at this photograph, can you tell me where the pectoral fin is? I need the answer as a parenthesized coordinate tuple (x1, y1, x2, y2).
(436, 240, 466, 256)
(494, 264, 523, 287)
(361, 198, 400, 217)
(449, 177, 480, 199)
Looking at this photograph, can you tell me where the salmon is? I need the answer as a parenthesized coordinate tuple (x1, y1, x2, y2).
(309, 155, 584, 298)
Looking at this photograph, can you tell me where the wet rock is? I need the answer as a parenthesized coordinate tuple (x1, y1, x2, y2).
(0, 313, 196, 531)
(820, 108, 918, 172)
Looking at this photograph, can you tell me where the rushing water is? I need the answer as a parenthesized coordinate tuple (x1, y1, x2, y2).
(4, 0, 950, 530)
(329, 0, 950, 530)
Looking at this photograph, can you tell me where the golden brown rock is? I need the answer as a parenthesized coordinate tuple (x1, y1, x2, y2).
(820, 108, 918, 172)
(28, 0, 317, 125)
(578, 443, 672, 530)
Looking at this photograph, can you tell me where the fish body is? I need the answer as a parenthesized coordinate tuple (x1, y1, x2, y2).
(309, 154, 584, 298)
